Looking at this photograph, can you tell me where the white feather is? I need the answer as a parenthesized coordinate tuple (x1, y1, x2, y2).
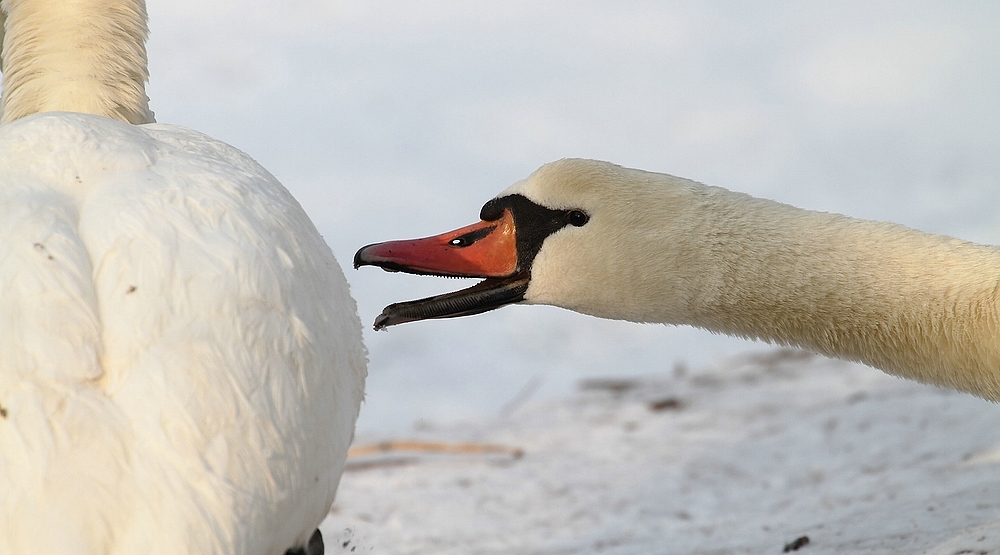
(0, 0, 367, 552)
(0, 111, 367, 555)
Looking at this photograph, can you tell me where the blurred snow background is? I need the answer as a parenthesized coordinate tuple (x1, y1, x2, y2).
(139, 0, 1000, 434)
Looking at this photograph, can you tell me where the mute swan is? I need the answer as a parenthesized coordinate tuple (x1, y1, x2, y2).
(0, 1, 366, 554)
(356, 158, 1000, 401)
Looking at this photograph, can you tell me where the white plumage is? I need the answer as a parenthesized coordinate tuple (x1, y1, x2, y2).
(0, 1, 366, 554)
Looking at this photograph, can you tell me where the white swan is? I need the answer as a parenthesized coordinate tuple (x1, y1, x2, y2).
(356, 158, 1000, 402)
(0, 1, 366, 554)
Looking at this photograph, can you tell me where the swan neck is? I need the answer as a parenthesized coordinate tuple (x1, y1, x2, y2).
(0, 0, 154, 124)
(526, 163, 1000, 400)
(670, 186, 1000, 398)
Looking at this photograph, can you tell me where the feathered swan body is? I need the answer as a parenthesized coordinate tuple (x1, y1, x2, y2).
(0, 1, 366, 554)
(357, 158, 1000, 401)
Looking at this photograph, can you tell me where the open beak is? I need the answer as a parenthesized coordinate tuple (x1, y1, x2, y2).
(355, 209, 528, 330)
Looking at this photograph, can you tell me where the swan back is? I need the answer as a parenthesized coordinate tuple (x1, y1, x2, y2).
(0, 113, 367, 554)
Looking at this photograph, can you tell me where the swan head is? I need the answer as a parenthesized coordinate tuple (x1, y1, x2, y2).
(356, 158, 699, 329)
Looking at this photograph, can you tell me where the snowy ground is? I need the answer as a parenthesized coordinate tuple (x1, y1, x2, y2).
(321, 349, 1000, 554)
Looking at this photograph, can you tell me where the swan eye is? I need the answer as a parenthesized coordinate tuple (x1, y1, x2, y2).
(568, 210, 589, 227)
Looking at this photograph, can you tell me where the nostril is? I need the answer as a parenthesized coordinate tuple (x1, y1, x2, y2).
(449, 226, 495, 248)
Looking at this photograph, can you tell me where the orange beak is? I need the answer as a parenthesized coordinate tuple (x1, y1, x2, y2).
(354, 209, 518, 278)
(354, 208, 530, 330)
(356, 192, 583, 330)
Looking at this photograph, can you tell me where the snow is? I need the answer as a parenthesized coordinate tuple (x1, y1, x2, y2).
(321, 350, 1000, 554)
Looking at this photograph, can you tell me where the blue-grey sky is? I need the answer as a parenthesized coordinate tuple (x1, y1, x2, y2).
(142, 1, 1000, 433)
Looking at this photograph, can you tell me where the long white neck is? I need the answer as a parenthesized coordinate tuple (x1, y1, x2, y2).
(689, 189, 1000, 399)
(525, 163, 1000, 400)
(0, 0, 154, 124)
